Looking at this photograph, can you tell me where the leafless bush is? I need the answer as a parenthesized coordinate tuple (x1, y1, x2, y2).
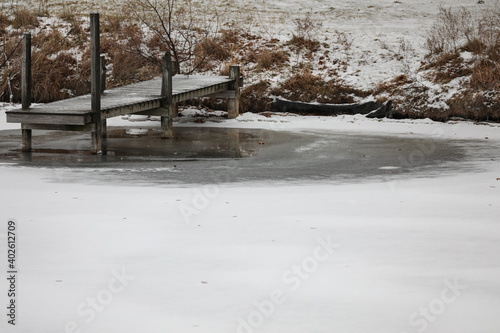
(398, 37, 416, 74)
(287, 11, 323, 52)
(123, 0, 223, 74)
(426, 6, 476, 55)
(476, 6, 500, 60)
(293, 11, 322, 41)
(425, 5, 500, 56)
(0, 33, 23, 103)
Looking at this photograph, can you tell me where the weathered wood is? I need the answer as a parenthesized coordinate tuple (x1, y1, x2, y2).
(101, 55, 107, 139)
(172, 104, 179, 117)
(100, 55, 106, 93)
(208, 90, 237, 99)
(172, 60, 178, 76)
(228, 66, 240, 119)
(161, 53, 173, 139)
(102, 100, 162, 119)
(102, 118, 107, 138)
(21, 32, 32, 152)
(7, 112, 91, 125)
(22, 123, 95, 131)
(90, 13, 102, 153)
(21, 33, 32, 110)
(21, 129, 32, 152)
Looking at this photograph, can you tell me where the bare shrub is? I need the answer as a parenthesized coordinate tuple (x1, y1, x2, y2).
(426, 6, 478, 55)
(287, 11, 323, 53)
(425, 5, 500, 57)
(0, 33, 23, 102)
(293, 11, 322, 41)
(123, 0, 223, 74)
(477, 6, 500, 61)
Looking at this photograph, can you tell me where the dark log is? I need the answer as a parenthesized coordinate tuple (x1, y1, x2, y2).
(271, 99, 393, 118)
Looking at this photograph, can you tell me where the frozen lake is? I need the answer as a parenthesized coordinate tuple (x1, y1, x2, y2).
(0, 126, 491, 185)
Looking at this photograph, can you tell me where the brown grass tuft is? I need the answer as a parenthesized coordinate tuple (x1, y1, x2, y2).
(241, 80, 273, 113)
(11, 7, 39, 29)
(287, 35, 321, 52)
(256, 50, 289, 70)
(271, 69, 371, 104)
(470, 58, 500, 90)
(423, 52, 472, 84)
(196, 37, 232, 62)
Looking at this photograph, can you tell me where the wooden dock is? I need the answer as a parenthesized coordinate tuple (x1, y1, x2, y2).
(5, 13, 241, 154)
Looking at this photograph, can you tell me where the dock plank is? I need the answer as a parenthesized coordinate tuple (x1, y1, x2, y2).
(6, 75, 233, 126)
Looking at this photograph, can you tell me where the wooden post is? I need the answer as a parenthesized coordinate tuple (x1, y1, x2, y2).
(90, 13, 102, 153)
(228, 66, 240, 119)
(171, 60, 178, 76)
(100, 55, 106, 94)
(22, 33, 31, 109)
(21, 33, 32, 151)
(170, 60, 177, 117)
(161, 52, 173, 139)
(100, 55, 107, 140)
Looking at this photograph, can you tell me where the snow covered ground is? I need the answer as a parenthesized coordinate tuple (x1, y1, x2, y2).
(1, 103, 500, 332)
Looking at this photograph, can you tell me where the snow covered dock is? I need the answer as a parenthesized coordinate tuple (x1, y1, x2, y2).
(5, 14, 241, 153)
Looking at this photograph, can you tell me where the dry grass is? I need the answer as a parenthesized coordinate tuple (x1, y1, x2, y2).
(10, 7, 39, 29)
(0, 10, 160, 103)
(271, 69, 371, 104)
(195, 37, 232, 64)
(448, 90, 500, 121)
(256, 50, 289, 70)
(101, 24, 160, 87)
(470, 59, 500, 91)
(286, 35, 321, 53)
(423, 52, 472, 84)
(0, 12, 9, 34)
(241, 80, 273, 113)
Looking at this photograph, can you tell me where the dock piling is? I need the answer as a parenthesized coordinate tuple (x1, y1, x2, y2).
(90, 13, 102, 153)
(228, 66, 240, 119)
(100, 55, 106, 94)
(21, 32, 32, 151)
(161, 52, 174, 139)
